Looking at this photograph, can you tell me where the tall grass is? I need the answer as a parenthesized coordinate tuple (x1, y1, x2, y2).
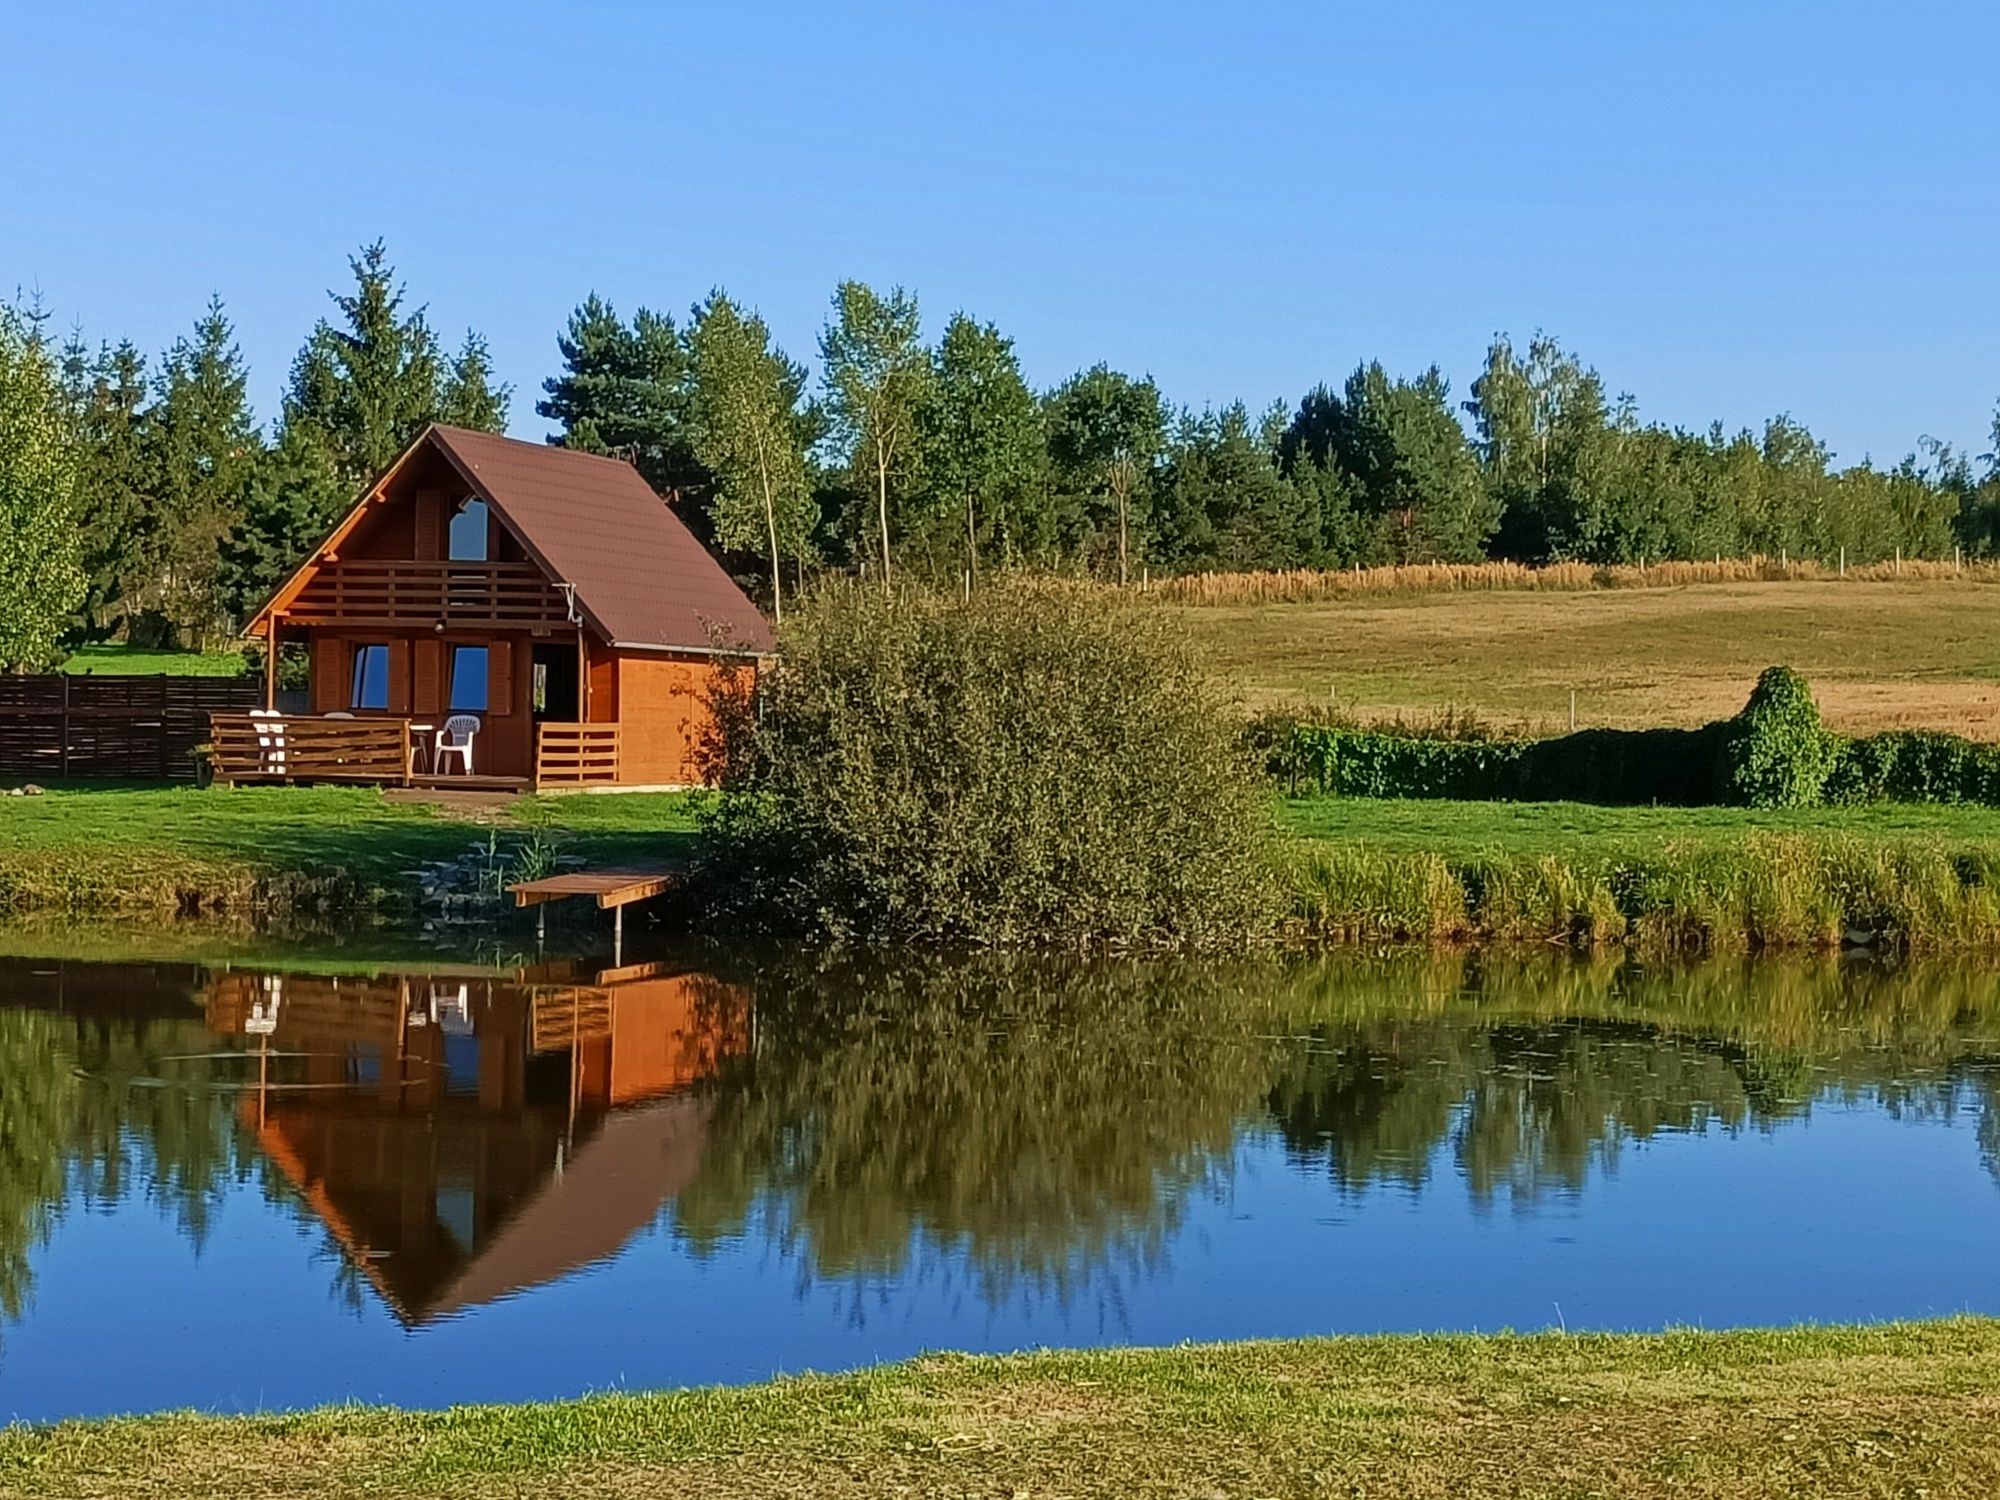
(1143, 554, 1999, 606)
(1288, 833, 2000, 952)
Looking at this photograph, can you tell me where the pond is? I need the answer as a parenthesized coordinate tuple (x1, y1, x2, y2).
(1, 939, 1997, 1421)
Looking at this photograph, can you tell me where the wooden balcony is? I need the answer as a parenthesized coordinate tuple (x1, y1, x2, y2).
(282, 559, 572, 630)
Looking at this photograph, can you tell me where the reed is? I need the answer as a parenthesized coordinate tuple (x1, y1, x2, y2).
(1141, 555, 2000, 607)
(1286, 833, 2000, 952)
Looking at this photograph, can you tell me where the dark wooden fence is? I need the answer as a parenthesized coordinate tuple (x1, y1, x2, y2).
(0, 675, 261, 780)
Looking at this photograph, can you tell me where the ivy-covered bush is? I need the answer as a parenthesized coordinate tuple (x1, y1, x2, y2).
(1272, 666, 2000, 811)
(1827, 730, 2000, 805)
(1717, 666, 1840, 808)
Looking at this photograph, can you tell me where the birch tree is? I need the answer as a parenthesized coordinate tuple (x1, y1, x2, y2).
(819, 281, 927, 587)
(0, 309, 85, 670)
(690, 293, 813, 622)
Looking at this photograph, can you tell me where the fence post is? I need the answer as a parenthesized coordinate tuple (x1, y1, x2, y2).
(58, 673, 69, 780)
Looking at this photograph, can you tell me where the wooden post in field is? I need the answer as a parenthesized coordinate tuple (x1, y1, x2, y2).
(1569, 690, 1577, 732)
(1957, 545, 1963, 575)
(1896, 546, 1902, 575)
(1839, 546, 1846, 577)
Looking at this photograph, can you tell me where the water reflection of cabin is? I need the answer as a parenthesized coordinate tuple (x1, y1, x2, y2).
(207, 963, 749, 1325)
(223, 425, 775, 791)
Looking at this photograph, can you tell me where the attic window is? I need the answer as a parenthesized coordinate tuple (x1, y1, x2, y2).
(448, 499, 490, 561)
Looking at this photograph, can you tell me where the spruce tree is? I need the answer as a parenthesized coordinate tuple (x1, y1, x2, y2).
(146, 297, 262, 647)
(59, 335, 150, 636)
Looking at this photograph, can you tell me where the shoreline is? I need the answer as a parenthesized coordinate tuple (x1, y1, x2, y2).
(6, 1320, 1998, 1498)
(14, 785, 2000, 952)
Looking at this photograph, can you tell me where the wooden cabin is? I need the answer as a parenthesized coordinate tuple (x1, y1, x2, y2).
(221, 424, 774, 790)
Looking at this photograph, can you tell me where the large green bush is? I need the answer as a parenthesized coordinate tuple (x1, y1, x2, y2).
(696, 579, 1278, 948)
(1717, 666, 1840, 808)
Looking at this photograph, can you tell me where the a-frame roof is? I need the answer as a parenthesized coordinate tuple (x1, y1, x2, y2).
(251, 425, 775, 655)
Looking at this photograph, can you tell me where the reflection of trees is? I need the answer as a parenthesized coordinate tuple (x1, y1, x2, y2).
(672, 953, 1285, 1304)
(1266, 953, 2000, 1203)
(0, 1012, 241, 1322)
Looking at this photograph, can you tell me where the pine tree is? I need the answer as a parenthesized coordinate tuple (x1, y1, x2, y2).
(0, 308, 86, 670)
(222, 421, 345, 619)
(537, 295, 703, 501)
(1281, 363, 1496, 564)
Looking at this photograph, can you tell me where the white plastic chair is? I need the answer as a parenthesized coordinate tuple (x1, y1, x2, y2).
(249, 709, 287, 776)
(435, 714, 479, 776)
(324, 710, 355, 719)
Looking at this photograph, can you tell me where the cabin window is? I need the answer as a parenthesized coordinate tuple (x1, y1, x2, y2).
(448, 499, 490, 561)
(449, 645, 490, 711)
(349, 644, 390, 710)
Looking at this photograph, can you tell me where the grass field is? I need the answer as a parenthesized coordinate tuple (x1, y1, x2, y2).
(59, 642, 248, 676)
(1172, 577, 2000, 736)
(6, 1322, 1998, 1499)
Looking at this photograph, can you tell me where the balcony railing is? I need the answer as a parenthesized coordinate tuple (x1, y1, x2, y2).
(284, 559, 572, 629)
(210, 713, 413, 785)
(534, 722, 620, 787)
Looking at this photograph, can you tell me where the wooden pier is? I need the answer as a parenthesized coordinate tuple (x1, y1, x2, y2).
(509, 862, 682, 961)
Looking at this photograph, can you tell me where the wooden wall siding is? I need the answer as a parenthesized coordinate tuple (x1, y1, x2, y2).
(286, 560, 570, 629)
(607, 653, 732, 785)
(0, 674, 258, 780)
(414, 638, 443, 718)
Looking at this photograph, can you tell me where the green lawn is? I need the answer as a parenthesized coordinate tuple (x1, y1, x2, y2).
(59, 642, 249, 676)
(1279, 794, 2000, 855)
(5, 1322, 1997, 1499)
(0, 783, 703, 913)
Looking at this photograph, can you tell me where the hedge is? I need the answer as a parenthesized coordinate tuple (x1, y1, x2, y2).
(1269, 667, 2000, 810)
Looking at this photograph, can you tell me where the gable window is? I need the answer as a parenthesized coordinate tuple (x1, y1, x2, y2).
(448, 499, 490, 561)
(350, 644, 390, 710)
(449, 645, 490, 712)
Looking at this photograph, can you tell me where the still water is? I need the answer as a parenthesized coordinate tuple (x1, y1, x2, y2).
(1, 941, 1997, 1420)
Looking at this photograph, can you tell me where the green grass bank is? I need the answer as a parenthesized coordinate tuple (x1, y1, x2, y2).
(5, 1321, 1997, 1499)
(1282, 797, 2000, 949)
(14, 781, 2000, 949)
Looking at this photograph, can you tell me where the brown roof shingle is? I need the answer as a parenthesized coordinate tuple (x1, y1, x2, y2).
(430, 425, 775, 654)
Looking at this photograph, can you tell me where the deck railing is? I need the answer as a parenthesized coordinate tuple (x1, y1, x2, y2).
(210, 714, 412, 785)
(284, 559, 571, 629)
(534, 722, 620, 787)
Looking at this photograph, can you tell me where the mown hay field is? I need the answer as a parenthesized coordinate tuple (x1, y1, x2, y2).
(1170, 577, 2000, 736)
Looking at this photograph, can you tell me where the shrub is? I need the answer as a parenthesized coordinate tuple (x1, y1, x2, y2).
(1826, 730, 2000, 805)
(696, 578, 1279, 948)
(1717, 666, 1840, 808)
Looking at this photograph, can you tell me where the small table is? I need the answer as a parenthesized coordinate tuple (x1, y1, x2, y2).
(407, 724, 435, 776)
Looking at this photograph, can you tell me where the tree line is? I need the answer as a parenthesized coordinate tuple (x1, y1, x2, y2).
(5, 241, 2000, 668)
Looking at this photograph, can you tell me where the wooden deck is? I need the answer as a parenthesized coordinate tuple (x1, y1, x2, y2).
(510, 861, 684, 962)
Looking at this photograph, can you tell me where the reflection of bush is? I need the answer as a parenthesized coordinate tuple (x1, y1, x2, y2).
(671, 953, 1289, 1297)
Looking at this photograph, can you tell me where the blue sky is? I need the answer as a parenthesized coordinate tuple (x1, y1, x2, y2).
(5, 2, 1995, 466)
